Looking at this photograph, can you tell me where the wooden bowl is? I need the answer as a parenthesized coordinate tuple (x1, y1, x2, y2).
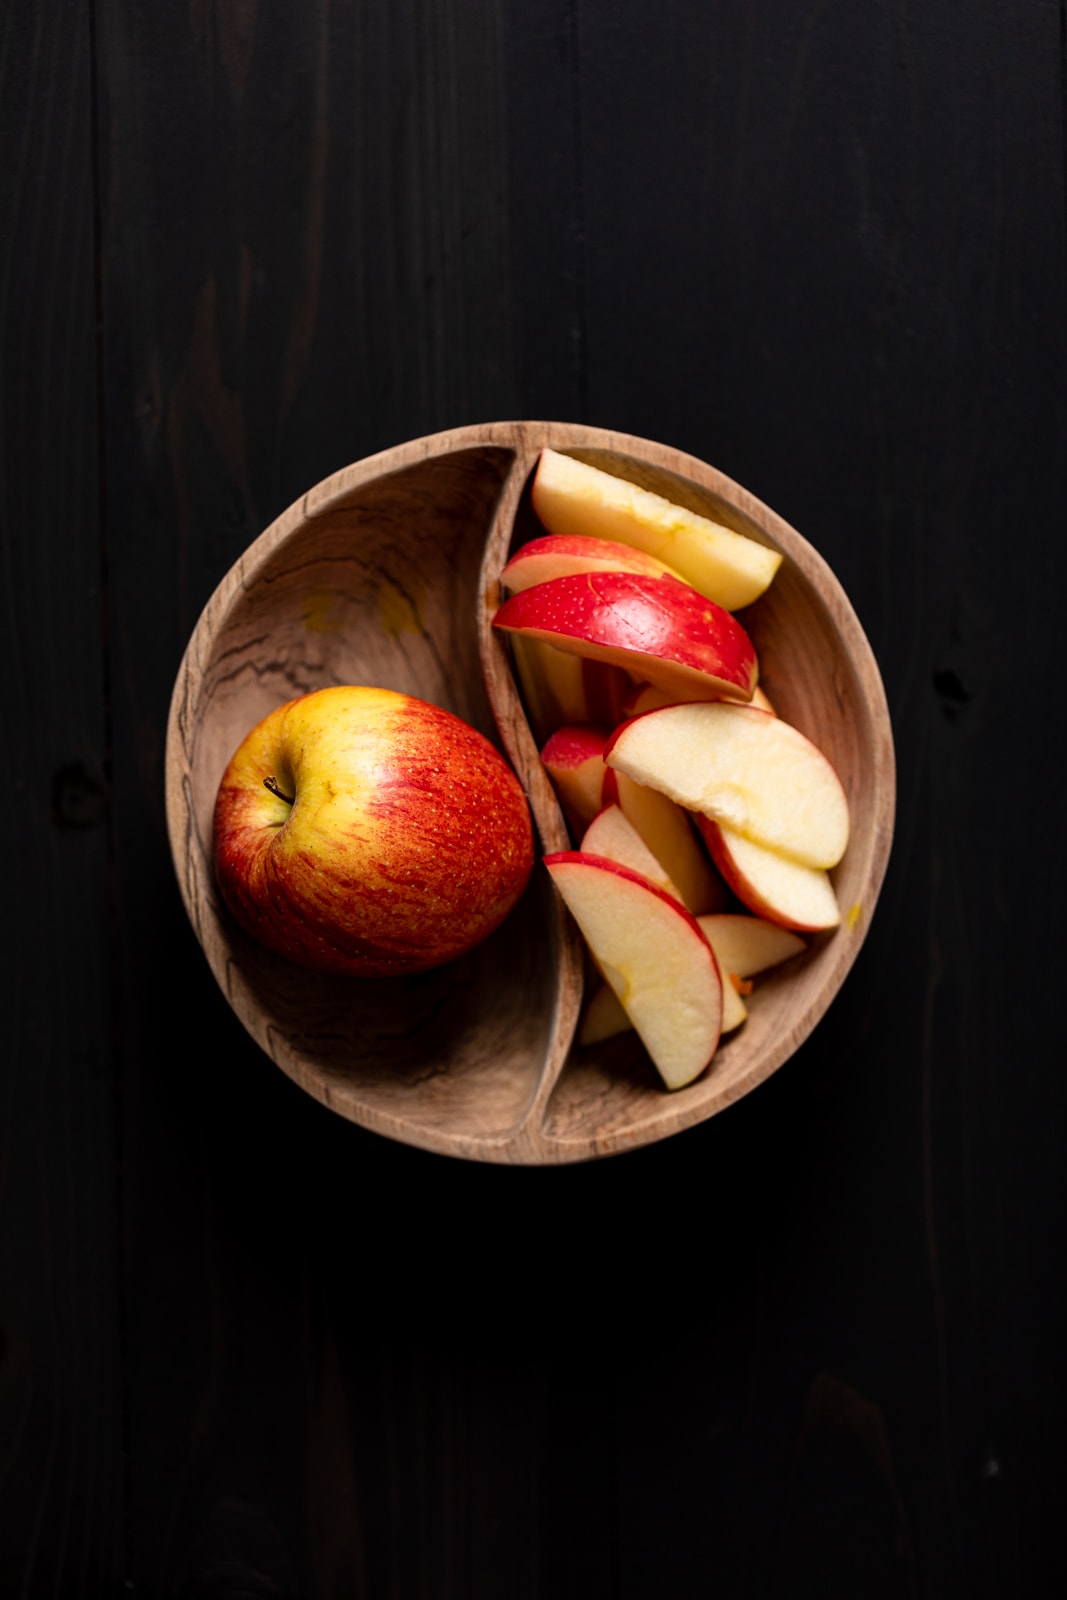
(165, 422, 895, 1163)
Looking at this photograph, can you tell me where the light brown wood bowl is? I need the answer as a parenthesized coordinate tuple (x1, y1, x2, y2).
(165, 422, 895, 1163)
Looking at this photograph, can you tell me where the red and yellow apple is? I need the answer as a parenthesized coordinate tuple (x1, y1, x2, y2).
(213, 685, 534, 976)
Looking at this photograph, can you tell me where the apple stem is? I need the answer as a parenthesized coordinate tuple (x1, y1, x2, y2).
(263, 775, 294, 806)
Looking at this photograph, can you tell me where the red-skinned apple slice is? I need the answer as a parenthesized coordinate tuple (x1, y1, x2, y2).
(531, 447, 782, 611)
(602, 767, 728, 915)
(580, 803, 682, 901)
(606, 700, 849, 870)
(544, 851, 723, 1090)
(696, 817, 841, 932)
(540, 725, 610, 834)
(581, 906, 803, 1049)
(581, 904, 807, 1051)
(500, 533, 688, 593)
(493, 571, 758, 704)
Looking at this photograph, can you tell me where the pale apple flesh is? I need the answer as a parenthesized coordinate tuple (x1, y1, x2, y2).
(580, 803, 683, 902)
(580, 908, 808, 1049)
(509, 636, 631, 742)
(213, 686, 534, 976)
(622, 681, 777, 717)
(696, 913, 807, 975)
(605, 700, 849, 870)
(509, 635, 589, 743)
(696, 817, 841, 932)
(530, 447, 782, 611)
(540, 724, 611, 834)
(578, 980, 631, 1046)
(544, 851, 723, 1090)
(493, 571, 758, 705)
(602, 767, 728, 915)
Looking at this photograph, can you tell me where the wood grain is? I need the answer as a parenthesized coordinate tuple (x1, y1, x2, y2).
(0, 3, 125, 1589)
(1, 0, 1062, 1591)
(165, 421, 894, 1163)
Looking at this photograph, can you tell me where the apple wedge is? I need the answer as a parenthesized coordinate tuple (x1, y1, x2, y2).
(578, 981, 631, 1046)
(696, 913, 807, 975)
(509, 635, 589, 742)
(622, 681, 777, 717)
(580, 803, 683, 902)
(606, 700, 849, 870)
(540, 725, 610, 834)
(531, 447, 782, 611)
(544, 852, 723, 1090)
(602, 767, 728, 915)
(581, 907, 806, 1051)
(696, 818, 841, 932)
(493, 571, 758, 705)
(500, 533, 688, 593)
(510, 638, 631, 743)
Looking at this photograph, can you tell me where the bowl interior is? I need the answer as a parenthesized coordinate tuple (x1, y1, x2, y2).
(167, 423, 895, 1162)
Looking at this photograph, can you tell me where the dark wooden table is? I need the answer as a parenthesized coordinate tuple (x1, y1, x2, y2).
(2, 3, 1064, 1595)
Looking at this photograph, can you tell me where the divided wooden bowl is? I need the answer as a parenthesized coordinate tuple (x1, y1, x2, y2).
(165, 422, 895, 1163)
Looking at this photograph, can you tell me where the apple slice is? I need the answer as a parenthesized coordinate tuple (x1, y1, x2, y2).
(622, 681, 777, 717)
(510, 635, 589, 741)
(581, 658, 635, 727)
(696, 818, 841, 932)
(510, 638, 631, 743)
(581, 911, 801, 1049)
(602, 767, 728, 915)
(500, 533, 688, 592)
(544, 852, 723, 1090)
(540, 725, 610, 834)
(493, 571, 758, 705)
(715, 972, 749, 1034)
(696, 913, 807, 975)
(578, 981, 631, 1046)
(531, 447, 782, 611)
(580, 803, 683, 902)
(606, 700, 849, 870)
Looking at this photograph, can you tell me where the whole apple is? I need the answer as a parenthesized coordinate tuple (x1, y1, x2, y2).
(213, 685, 534, 976)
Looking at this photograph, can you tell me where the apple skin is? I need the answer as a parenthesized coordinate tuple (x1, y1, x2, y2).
(540, 724, 611, 835)
(213, 685, 534, 976)
(695, 816, 840, 933)
(493, 571, 758, 703)
(500, 533, 687, 592)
